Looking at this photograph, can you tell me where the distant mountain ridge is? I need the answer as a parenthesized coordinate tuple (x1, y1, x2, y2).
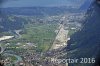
(0, 6, 82, 16)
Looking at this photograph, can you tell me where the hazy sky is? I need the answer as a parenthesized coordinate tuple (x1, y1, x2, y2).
(1, 0, 87, 8)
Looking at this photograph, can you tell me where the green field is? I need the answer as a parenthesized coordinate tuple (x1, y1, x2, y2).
(20, 23, 58, 52)
(6, 23, 58, 52)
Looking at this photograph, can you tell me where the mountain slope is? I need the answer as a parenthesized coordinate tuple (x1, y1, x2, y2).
(67, 0, 100, 66)
(80, 0, 93, 11)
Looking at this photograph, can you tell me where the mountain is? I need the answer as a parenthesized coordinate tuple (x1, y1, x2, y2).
(0, 7, 81, 16)
(79, 0, 93, 11)
(66, 0, 100, 66)
(1, 0, 85, 8)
